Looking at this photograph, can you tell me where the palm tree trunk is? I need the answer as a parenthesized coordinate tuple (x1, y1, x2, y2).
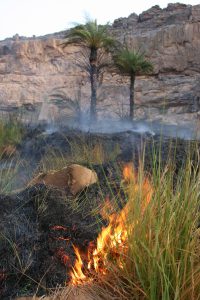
(90, 48, 98, 123)
(129, 74, 135, 121)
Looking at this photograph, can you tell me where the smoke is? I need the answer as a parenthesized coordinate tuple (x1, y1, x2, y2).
(72, 118, 156, 135)
(35, 101, 198, 140)
(64, 115, 198, 140)
(36, 95, 199, 140)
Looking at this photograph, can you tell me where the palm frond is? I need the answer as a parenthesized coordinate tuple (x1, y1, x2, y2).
(62, 20, 115, 51)
(113, 46, 153, 76)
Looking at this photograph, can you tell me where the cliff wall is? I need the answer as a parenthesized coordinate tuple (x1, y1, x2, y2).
(0, 3, 200, 123)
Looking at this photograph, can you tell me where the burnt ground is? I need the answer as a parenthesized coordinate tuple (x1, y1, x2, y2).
(0, 172, 126, 299)
(0, 125, 199, 299)
(0, 184, 100, 299)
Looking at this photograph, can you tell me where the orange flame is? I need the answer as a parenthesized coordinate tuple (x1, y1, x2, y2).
(71, 246, 87, 284)
(123, 162, 136, 182)
(70, 163, 153, 285)
(123, 163, 153, 212)
(100, 195, 116, 220)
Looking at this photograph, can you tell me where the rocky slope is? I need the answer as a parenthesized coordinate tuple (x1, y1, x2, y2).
(0, 3, 200, 124)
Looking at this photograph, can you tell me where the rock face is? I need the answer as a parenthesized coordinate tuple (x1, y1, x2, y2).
(0, 3, 200, 124)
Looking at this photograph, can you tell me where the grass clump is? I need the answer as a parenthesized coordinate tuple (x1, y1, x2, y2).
(0, 115, 24, 151)
(39, 139, 121, 173)
(88, 159, 200, 300)
(66, 138, 121, 165)
(129, 166, 199, 299)
(42, 153, 200, 300)
(0, 115, 25, 192)
(0, 153, 29, 193)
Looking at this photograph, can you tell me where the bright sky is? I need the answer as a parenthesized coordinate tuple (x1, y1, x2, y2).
(0, 0, 199, 40)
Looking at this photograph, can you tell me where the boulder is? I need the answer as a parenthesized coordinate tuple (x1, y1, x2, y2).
(29, 164, 98, 195)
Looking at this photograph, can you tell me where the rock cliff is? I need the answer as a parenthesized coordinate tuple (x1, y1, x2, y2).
(0, 3, 200, 124)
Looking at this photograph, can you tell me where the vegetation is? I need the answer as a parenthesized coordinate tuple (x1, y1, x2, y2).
(40, 139, 121, 172)
(0, 115, 27, 193)
(47, 154, 200, 300)
(62, 20, 116, 123)
(0, 158, 22, 194)
(0, 115, 24, 151)
(109, 160, 200, 300)
(0, 123, 199, 299)
(113, 46, 153, 120)
(0, 17, 199, 300)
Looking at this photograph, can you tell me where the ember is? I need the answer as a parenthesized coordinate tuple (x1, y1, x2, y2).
(51, 225, 68, 231)
(56, 248, 71, 266)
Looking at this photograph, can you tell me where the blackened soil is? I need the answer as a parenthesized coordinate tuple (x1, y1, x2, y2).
(0, 162, 127, 299)
(1, 125, 200, 298)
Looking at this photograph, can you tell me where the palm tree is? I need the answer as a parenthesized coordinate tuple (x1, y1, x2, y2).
(62, 20, 116, 123)
(113, 47, 153, 121)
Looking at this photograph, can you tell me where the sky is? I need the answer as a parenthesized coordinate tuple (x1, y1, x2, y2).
(0, 0, 199, 40)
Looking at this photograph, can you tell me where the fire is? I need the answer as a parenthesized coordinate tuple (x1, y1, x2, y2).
(71, 246, 87, 284)
(100, 195, 116, 220)
(70, 162, 153, 285)
(123, 162, 153, 213)
(70, 205, 128, 285)
(123, 162, 136, 182)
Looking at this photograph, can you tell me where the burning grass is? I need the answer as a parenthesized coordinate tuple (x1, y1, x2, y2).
(47, 159, 200, 300)
(0, 127, 200, 299)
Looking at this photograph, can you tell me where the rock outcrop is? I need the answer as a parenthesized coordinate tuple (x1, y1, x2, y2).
(0, 3, 200, 124)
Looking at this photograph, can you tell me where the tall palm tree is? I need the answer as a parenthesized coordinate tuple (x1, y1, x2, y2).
(62, 20, 116, 123)
(113, 47, 153, 120)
